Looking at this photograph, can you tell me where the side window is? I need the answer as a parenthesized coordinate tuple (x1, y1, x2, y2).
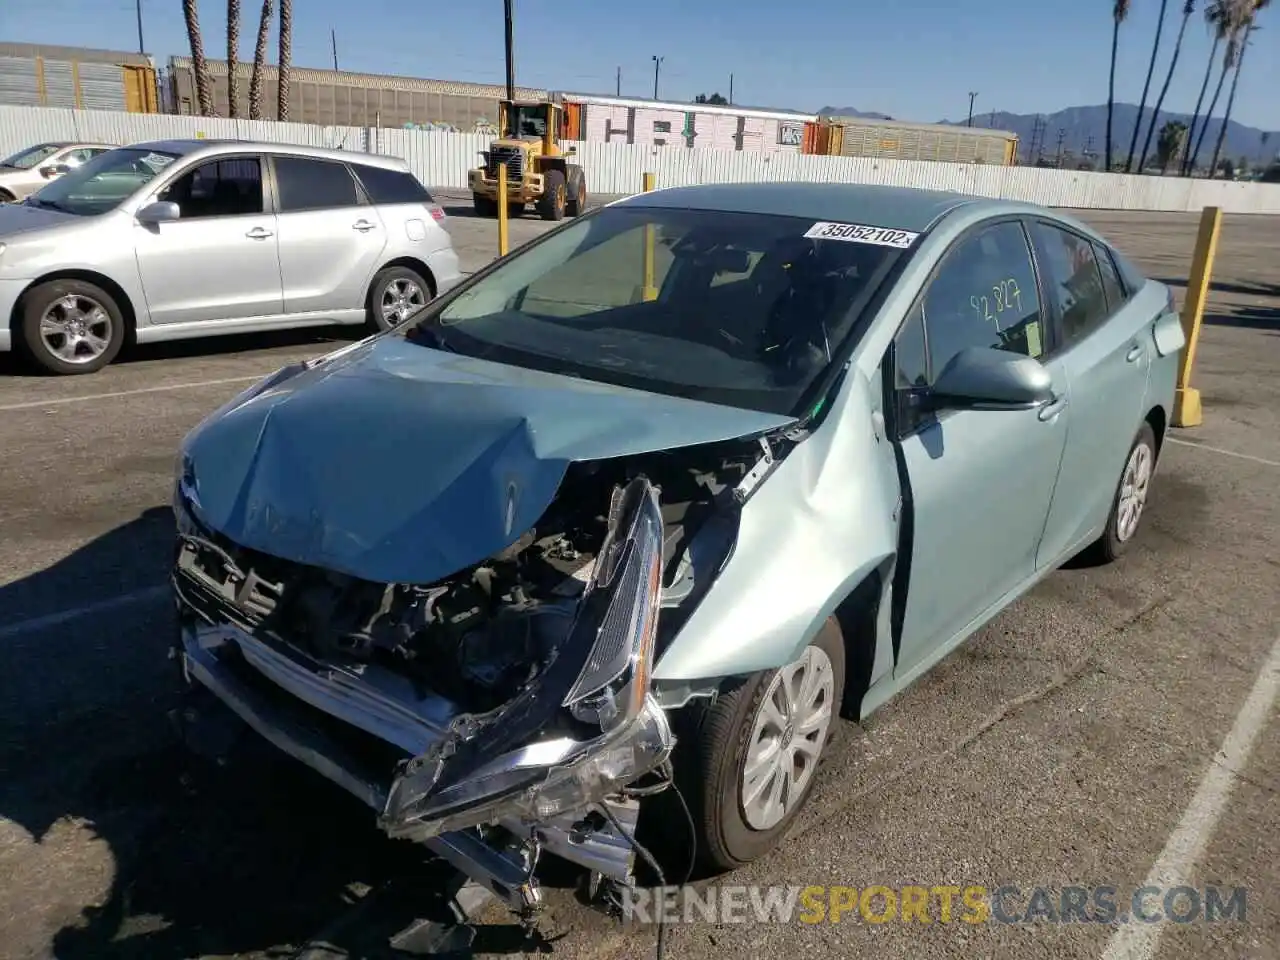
(1094, 243, 1128, 310)
(916, 220, 1046, 379)
(894, 303, 929, 389)
(274, 156, 360, 212)
(159, 157, 264, 218)
(352, 163, 433, 204)
(1031, 223, 1110, 349)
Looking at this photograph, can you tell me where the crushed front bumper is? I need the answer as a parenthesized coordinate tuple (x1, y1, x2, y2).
(175, 618, 648, 915)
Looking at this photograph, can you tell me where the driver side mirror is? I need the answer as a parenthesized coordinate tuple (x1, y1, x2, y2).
(920, 346, 1054, 412)
(136, 200, 181, 225)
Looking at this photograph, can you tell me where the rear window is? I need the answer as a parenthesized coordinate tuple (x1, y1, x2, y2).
(1109, 246, 1147, 296)
(353, 164, 433, 204)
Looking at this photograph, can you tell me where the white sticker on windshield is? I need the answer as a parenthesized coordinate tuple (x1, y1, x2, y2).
(140, 152, 175, 171)
(804, 221, 919, 249)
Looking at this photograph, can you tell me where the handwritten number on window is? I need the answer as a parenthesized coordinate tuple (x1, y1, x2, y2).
(971, 278, 1023, 331)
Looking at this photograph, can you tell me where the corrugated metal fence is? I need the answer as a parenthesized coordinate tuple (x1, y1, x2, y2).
(3, 104, 1279, 213)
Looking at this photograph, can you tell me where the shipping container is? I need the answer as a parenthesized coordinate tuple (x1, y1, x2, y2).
(167, 57, 544, 131)
(815, 114, 1019, 165)
(556, 92, 817, 153)
(0, 42, 158, 113)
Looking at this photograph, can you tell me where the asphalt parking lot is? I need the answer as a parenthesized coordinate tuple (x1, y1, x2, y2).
(0, 194, 1277, 960)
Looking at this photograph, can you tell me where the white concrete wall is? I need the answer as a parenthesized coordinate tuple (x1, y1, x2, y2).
(3, 104, 1279, 213)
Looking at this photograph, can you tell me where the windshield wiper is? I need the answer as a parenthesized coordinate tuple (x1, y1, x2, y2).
(25, 197, 71, 213)
(409, 324, 457, 353)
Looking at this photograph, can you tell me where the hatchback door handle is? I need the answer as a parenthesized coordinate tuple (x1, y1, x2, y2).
(1126, 344, 1144, 363)
(352, 219, 377, 232)
(1038, 393, 1068, 422)
(245, 226, 273, 240)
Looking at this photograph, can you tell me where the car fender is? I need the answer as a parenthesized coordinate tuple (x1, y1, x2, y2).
(652, 367, 901, 682)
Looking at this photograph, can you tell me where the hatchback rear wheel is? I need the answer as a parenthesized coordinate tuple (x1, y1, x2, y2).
(366, 265, 432, 332)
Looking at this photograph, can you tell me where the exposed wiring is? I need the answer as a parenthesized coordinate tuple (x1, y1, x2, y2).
(602, 803, 670, 960)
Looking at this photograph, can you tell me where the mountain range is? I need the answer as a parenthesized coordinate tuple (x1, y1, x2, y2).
(818, 102, 1279, 167)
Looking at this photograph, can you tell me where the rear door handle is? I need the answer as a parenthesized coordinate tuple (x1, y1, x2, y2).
(1125, 343, 1144, 363)
(352, 219, 377, 232)
(1038, 393, 1068, 422)
(245, 226, 273, 240)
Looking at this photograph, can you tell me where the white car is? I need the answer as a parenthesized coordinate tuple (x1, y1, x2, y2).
(0, 141, 114, 202)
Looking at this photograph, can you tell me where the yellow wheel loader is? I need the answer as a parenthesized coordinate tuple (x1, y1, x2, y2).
(468, 99, 587, 222)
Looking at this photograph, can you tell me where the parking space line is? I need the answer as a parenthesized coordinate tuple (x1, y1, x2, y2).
(1099, 632, 1280, 960)
(1166, 437, 1280, 469)
(0, 375, 265, 413)
(0, 585, 168, 641)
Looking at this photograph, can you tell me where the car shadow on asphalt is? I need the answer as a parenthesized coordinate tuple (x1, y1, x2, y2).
(1204, 305, 1280, 331)
(0, 508, 589, 959)
(1155, 276, 1280, 298)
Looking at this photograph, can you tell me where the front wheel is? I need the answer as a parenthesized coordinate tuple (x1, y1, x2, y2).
(566, 166, 587, 216)
(537, 169, 567, 221)
(676, 619, 845, 873)
(472, 193, 497, 217)
(18, 278, 126, 375)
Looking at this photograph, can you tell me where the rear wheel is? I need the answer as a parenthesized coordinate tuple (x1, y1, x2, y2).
(508, 201, 525, 218)
(1080, 421, 1157, 564)
(472, 193, 497, 217)
(366, 265, 431, 333)
(18, 278, 125, 375)
(537, 169, 567, 221)
(566, 165, 587, 216)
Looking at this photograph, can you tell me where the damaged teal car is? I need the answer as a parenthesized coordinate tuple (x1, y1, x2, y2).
(170, 182, 1184, 919)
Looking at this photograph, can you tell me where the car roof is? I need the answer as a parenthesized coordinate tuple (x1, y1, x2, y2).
(124, 139, 411, 171)
(615, 181, 998, 234)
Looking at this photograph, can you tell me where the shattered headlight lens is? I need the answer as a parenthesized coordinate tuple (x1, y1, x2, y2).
(561, 478, 664, 728)
(382, 695, 673, 839)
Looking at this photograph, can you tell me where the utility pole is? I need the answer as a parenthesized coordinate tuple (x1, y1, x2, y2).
(652, 55, 663, 100)
(330, 29, 339, 70)
(1055, 127, 1066, 165)
(1085, 134, 1095, 156)
(503, 0, 515, 105)
(967, 91, 978, 127)
(616, 66, 621, 96)
(988, 110, 995, 128)
(729, 73, 734, 104)
(135, 0, 145, 54)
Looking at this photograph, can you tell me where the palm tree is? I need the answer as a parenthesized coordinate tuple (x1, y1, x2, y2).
(1126, 0, 1171, 171)
(1187, 4, 1246, 175)
(277, 0, 292, 121)
(182, 0, 214, 116)
(1208, 0, 1270, 177)
(1137, 1, 1196, 173)
(248, 0, 272, 120)
(226, 0, 242, 118)
(1180, 1, 1233, 174)
(1156, 120, 1189, 171)
(1106, 0, 1131, 172)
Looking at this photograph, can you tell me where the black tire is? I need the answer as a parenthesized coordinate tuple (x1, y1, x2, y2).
(676, 618, 846, 873)
(365, 265, 432, 333)
(508, 202, 525, 219)
(1079, 421, 1158, 565)
(0, 188, 16, 203)
(472, 193, 497, 217)
(566, 165, 587, 216)
(18, 278, 126, 375)
(537, 169, 567, 222)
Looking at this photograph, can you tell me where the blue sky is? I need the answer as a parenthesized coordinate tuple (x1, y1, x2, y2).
(8, 0, 1279, 130)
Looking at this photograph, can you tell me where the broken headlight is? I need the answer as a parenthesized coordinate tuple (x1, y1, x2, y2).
(380, 477, 671, 837)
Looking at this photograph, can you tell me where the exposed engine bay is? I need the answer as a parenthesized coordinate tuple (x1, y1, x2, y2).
(177, 434, 773, 716)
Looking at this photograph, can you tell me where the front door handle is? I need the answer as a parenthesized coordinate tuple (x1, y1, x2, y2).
(1126, 343, 1144, 363)
(245, 226, 274, 240)
(1038, 393, 1069, 422)
(352, 219, 377, 232)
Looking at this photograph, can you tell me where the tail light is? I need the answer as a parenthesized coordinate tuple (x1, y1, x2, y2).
(426, 204, 446, 222)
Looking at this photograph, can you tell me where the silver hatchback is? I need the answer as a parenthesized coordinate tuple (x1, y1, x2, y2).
(0, 139, 463, 374)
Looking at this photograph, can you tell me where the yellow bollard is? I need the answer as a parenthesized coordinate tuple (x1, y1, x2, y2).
(497, 162, 509, 257)
(1172, 205, 1222, 428)
(640, 172, 657, 301)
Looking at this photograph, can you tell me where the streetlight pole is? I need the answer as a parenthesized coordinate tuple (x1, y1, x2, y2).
(503, 0, 515, 103)
(967, 91, 978, 127)
(652, 55, 663, 100)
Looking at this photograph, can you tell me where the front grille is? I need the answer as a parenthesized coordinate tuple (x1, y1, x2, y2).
(486, 147, 524, 180)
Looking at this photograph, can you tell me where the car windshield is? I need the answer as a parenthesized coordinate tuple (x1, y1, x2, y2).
(25, 147, 180, 216)
(1, 143, 64, 170)
(404, 205, 904, 416)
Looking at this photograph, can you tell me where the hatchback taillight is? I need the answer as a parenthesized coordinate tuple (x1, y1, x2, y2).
(426, 204, 446, 222)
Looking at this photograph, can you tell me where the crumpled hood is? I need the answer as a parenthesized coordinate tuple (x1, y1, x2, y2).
(0, 200, 80, 238)
(180, 335, 794, 584)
